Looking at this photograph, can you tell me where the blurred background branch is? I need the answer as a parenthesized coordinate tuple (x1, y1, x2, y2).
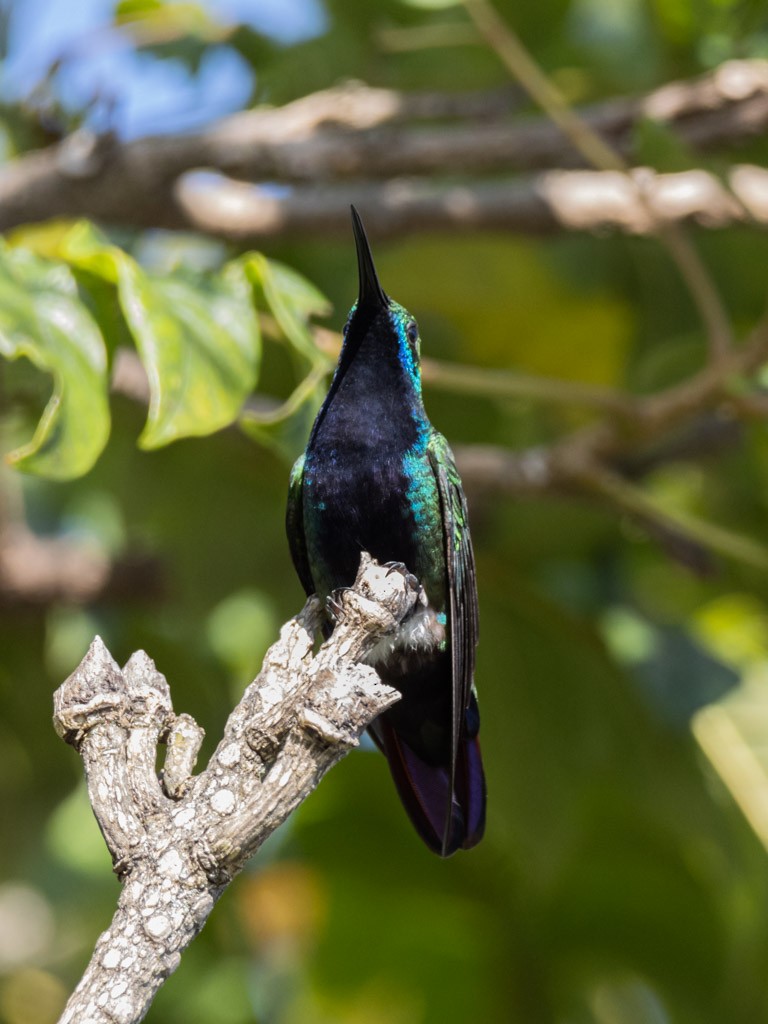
(1, 61, 768, 236)
(0, 525, 163, 607)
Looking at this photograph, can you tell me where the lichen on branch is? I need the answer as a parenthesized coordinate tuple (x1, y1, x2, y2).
(52, 554, 410, 1024)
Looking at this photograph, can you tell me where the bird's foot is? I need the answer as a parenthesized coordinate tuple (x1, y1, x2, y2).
(383, 561, 419, 590)
(383, 562, 427, 611)
(326, 588, 352, 623)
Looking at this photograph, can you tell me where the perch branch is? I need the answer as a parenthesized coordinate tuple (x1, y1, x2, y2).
(53, 555, 410, 1024)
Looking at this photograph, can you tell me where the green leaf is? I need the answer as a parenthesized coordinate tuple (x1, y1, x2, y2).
(242, 253, 331, 363)
(60, 222, 261, 449)
(115, 0, 163, 18)
(0, 245, 110, 479)
(123, 263, 261, 449)
(57, 220, 118, 281)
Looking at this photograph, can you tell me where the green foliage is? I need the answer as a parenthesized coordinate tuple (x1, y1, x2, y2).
(0, 245, 109, 478)
(1, 221, 329, 478)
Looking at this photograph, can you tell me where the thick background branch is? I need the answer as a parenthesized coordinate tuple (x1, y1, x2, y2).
(0, 524, 164, 607)
(1, 61, 768, 238)
(173, 165, 768, 240)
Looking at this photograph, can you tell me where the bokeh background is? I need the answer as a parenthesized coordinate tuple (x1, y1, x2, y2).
(2, 1, 768, 1022)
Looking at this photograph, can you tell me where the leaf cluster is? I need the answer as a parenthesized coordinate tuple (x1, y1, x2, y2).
(0, 221, 331, 479)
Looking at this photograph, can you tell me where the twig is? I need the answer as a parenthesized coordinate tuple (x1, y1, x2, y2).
(54, 554, 412, 1024)
(109, 303, 768, 572)
(457, 315, 768, 494)
(460, 0, 735, 361)
(455, 315, 768, 568)
(654, 223, 735, 360)
(241, 362, 329, 426)
(113, 325, 636, 428)
(579, 464, 768, 572)
(421, 357, 638, 419)
(308, 329, 638, 418)
(462, 0, 623, 172)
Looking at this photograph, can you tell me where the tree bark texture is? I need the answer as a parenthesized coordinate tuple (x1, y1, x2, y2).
(52, 555, 413, 1024)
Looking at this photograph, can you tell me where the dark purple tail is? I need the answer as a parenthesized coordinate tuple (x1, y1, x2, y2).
(373, 717, 486, 856)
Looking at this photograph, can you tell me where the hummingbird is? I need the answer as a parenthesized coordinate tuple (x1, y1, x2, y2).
(286, 207, 485, 855)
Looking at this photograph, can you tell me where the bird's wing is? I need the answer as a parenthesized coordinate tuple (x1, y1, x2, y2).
(285, 452, 315, 596)
(427, 431, 479, 780)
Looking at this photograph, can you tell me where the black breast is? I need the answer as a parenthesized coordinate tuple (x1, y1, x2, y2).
(303, 440, 420, 597)
(303, 323, 424, 597)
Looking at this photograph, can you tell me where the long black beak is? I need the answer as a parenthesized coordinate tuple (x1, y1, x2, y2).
(351, 205, 388, 313)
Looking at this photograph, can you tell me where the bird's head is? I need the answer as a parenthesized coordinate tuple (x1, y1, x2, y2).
(339, 206, 423, 393)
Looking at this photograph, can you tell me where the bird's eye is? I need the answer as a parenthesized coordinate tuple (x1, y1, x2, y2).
(406, 320, 419, 344)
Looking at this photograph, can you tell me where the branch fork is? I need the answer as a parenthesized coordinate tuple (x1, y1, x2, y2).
(52, 554, 412, 1024)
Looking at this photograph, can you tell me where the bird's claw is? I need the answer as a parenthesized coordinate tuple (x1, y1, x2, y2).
(383, 561, 420, 591)
(326, 589, 350, 622)
(382, 561, 427, 610)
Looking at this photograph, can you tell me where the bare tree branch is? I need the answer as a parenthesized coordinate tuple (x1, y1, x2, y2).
(461, 0, 736, 366)
(1, 62, 767, 237)
(54, 554, 412, 1024)
(457, 316, 768, 495)
(172, 164, 768, 240)
(0, 524, 164, 607)
(455, 317, 768, 569)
